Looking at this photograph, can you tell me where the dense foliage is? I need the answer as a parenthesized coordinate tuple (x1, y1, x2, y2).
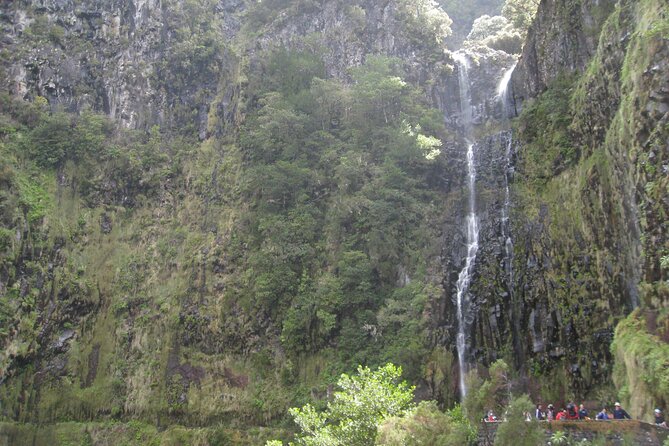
(439, 0, 505, 45)
(493, 395, 543, 446)
(231, 51, 450, 381)
(377, 402, 476, 445)
(0, 94, 193, 378)
(0, 21, 455, 435)
(0, 0, 668, 443)
(463, 0, 540, 53)
(273, 363, 414, 446)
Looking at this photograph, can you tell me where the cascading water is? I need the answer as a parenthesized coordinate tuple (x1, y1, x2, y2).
(454, 53, 473, 133)
(502, 136, 514, 291)
(496, 63, 517, 111)
(453, 52, 479, 399)
(496, 61, 527, 369)
(496, 63, 517, 299)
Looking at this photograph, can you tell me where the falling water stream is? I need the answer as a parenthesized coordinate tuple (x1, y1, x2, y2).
(451, 56, 519, 398)
(497, 63, 517, 301)
(453, 52, 478, 399)
(496, 61, 528, 369)
(497, 62, 517, 104)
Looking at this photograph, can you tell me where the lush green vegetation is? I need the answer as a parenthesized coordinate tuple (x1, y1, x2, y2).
(493, 395, 543, 446)
(230, 50, 451, 384)
(511, 0, 669, 414)
(269, 363, 415, 445)
(0, 420, 285, 446)
(515, 74, 578, 184)
(1, 0, 667, 443)
(377, 402, 476, 446)
(439, 0, 505, 44)
(462, 0, 540, 53)
(612, 310, 669, 422)
(0, 23, 455, 437)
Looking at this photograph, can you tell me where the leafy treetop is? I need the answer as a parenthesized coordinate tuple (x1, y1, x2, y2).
(270, 363, 415, 446)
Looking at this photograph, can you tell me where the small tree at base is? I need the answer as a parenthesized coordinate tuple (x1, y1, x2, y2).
(494, 395, 544, 446)
(268, 363, 415, 446)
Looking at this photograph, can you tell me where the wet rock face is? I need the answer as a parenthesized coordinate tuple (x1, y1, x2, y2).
(0, 0, 473, 143)
(479, 0, 669, 401)
(1, 0, 239, 134)
(4, 1, 152, 126)
(436, 0, 666, 402)
(513, 0, 616, 99)
(456, 49, 517, 124)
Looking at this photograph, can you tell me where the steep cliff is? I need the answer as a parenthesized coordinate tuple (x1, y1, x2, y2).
(0, 0, 667, 443)
(0, 0, 243, 137)
(0, 0, 478, 439)
(496, 0, 668, 408)
(513, 0, 615, 98)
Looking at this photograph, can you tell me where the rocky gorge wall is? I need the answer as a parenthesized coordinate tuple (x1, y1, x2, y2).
(0, 0, 243, 136)
(0, 0, 667, 442)
(488, 0, 668, 413)
(0, 0, 495, 435)
(421, 0, 668, 414)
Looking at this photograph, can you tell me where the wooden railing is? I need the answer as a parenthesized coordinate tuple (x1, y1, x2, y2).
(478, 419, 669, 445)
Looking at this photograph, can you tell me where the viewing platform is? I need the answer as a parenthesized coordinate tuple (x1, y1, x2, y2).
(478, 419, 669, 445)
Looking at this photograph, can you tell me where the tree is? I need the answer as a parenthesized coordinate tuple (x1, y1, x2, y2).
(349, 56, 408, 126)
(439, 0, 505, 44)
(494, 395, 543, 446)
(398, 0, 453, 44)
(463, 359, 511, 424)
(376, 401, 477, 445)
(281, 363, 415, 446)
(467, 14, 512, 41)
(465, 15, 523, 54)
(501, 0, 540, 33)
(25, 113, 73, 167)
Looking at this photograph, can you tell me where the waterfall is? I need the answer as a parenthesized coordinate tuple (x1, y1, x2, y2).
(496, 61, 526, 369)
(454, 53, 473, 133)
(496, 62, 517, 111)
(496, 63, 516, 297)
(501, 135, 514, 296)
(453, 52, 479, 399)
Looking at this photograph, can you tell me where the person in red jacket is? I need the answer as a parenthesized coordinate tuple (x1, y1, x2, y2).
(555, 409, 568, 420)
(485, 410, 498, 422)
(566, 403, 579, 420)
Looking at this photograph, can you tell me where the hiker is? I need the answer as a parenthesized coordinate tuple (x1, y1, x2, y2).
(555, 408, 567, 420)
(546, 404, 555, 421)
(596, 408, 609, 420)
(578, 404, 589, 420)
(566, 403, 579, 420)
(612, 402, 631, 420)
(654, 409, 667, 427)
(485, 410, 498, 422)
(535, 404, 545, 420)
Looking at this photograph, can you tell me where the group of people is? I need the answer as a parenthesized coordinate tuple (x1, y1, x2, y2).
(534, 402, 589, 421)
(534, 402, 667, 427)
(593, 402, 631, 420)
(485, 402, 667, 427)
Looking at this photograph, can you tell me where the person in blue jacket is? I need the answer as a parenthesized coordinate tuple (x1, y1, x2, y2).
(612, 402, 631, 420)
(578, 404, 589, 420)
(596, 408, 609, 420)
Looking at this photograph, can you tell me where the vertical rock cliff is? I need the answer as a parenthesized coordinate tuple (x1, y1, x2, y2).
(498, 0, 668, 407)
(0, 0, 667, 442)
